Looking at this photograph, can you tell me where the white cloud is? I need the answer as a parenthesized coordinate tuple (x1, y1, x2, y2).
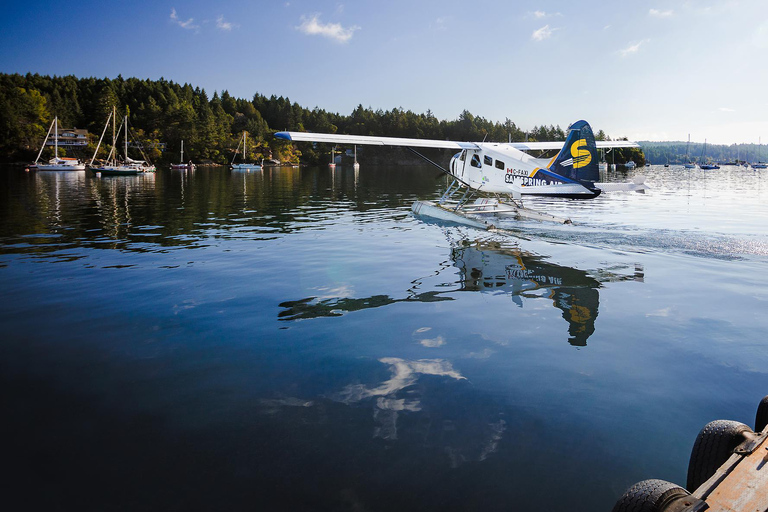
(216, 15, 235, 31)
(646, 307, 673, 317)
(531, 25, 553, 41)
(528, 11, 561, 19)
(419, 336, 445, 348)
(431, 16, 449, 30)
(297, 14, 360, 43)
(170, 8, 199, 30)
(753, 20, 768, 49)
(619, 39, 649, 57)
(649, 9, 673, 17)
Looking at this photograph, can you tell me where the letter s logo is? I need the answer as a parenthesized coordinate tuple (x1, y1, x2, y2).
(570, 139, 592, 169)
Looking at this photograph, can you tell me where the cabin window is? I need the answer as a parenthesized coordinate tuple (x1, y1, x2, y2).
(471, 154, 482, 168)
(495, 160, 505, 170)
(484, 155, 493, 166)
(459, 150, 466, 161)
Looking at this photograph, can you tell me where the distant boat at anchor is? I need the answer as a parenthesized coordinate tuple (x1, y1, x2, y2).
(683, 134, 696, 168)
(699, 139, 720, 170)
(231, 132, 262, 170)
(752, 137, 767, 169)
(89, 107, 155, 175)
(33, 117, 86, 171)
(170, 140, 195, 170)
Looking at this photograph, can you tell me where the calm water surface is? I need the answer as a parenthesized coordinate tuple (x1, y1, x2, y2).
(2, 164, 768, 511)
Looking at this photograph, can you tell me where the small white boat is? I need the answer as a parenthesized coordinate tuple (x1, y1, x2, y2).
(231, 132, 262, 170)
(171, 140, 195, 170)
(624, 160, 636, 169)
(683, 134, 696, 169)
(753, 137, 767, 169)
(34, 117, 86, 171)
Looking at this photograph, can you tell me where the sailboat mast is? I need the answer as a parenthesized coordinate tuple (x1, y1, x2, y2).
(90, 109, 113, 165)
(124, 116, 128, 161)
(112, 106, 116, 162)
(35, 118, 55, 164)
(181, 140, 184, 163)
(54, 116, 58, 159)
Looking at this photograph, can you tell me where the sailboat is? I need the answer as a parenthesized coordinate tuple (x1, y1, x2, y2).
(231, 132, 262, 170)
(33, 117, 86, 171)
(353, 145, 360, 170)
(329, 145, 336, 169)
(699, 139, 720, 170)
(90, 108, 154, 175)
(753, 137, 767, 169)
(683, 134, 696, 169)
(170, 140, 195, 170)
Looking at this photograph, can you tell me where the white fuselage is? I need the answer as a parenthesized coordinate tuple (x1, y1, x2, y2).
(448, 143, 594, 197)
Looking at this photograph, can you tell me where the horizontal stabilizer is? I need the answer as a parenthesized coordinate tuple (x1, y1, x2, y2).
(595, 176, 648, 193)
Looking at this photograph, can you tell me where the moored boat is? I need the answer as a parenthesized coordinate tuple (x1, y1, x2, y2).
(89, 108, 155, 175)
(683, 134, 696, 168)
(231, 132, 261, 170)
(34, 117, 86, 171)
(170, 140, 195, 170)
(753, 137, 767, 169)
(699, 139, 719, 169)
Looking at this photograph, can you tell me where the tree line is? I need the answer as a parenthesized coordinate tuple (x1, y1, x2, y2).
(640, 140, 767, 165)
(0, 73, 644, 166)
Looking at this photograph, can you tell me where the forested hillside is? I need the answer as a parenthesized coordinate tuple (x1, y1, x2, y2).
(0, 73, 644, 165)
(640, 140, 767, 165)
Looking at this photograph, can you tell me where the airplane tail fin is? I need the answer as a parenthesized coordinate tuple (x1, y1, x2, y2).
(548, 120, 599, 184)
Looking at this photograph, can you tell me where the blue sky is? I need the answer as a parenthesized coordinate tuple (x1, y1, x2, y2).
(2, 0, 767, 144)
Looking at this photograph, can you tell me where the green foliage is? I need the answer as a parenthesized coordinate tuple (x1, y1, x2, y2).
(0, 72, 646, 166)
(639, 140, 765, 165)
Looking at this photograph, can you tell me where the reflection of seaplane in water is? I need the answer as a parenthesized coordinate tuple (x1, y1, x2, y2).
(449, 238, 643, 346)
(279, 230, 643, 346)
(276, 120, 645, 226)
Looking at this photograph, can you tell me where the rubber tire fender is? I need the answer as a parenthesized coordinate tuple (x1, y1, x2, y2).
(755, 395, 768, 433)
(686, 419, 752, 492)
(611, 479, 691, 512)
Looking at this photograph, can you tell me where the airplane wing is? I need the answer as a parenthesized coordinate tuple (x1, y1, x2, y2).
(509, 141, 639, 150)
(275, 131, 479, 150)
(596, 141, 640, 148)
(275, 131, 638, 151)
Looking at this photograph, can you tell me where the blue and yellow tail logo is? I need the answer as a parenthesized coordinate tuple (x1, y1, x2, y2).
(570, 139, 592, 169)
(549, 120, 599, 183)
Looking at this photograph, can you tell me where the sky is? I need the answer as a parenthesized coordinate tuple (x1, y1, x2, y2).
(2, 0, 767, 145)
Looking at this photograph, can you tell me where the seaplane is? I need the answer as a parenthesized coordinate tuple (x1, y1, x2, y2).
(276, 120, 645, 227)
